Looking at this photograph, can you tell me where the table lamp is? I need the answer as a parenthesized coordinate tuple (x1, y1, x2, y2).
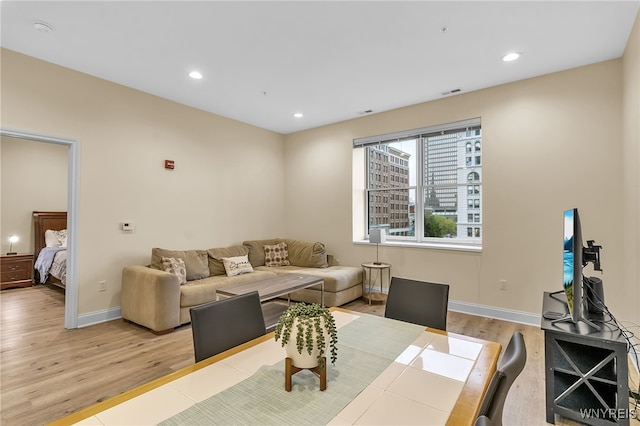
(7, 234, 19, 255)
(369, 229, 386, 265)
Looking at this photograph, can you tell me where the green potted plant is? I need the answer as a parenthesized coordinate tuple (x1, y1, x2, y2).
(274, 303, 338, 370)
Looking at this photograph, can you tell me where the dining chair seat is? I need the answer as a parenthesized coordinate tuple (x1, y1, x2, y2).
(189, 291, 266, 363)
(384, 277, 450, 330)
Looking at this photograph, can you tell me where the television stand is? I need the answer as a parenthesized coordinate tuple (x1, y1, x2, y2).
(541, 292, 630, 425)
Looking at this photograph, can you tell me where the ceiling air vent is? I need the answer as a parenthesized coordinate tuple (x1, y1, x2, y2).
(442, 88, 461, 96)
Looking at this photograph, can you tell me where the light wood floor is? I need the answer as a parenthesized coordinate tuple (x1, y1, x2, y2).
(0, 285, 588, 425)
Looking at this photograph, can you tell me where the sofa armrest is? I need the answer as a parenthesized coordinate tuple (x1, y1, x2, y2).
(121, 265, 182, 333)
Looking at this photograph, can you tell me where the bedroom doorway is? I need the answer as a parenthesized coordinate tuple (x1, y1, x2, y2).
(0, 128, 79, 329)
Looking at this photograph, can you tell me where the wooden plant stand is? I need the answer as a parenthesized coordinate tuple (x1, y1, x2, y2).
(284, 357, 327, 391)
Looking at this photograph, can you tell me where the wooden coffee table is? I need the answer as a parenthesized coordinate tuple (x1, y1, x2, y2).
(217, 274, 324, 331)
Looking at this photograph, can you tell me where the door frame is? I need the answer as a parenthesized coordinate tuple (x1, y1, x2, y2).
(1, 127, 79, 329)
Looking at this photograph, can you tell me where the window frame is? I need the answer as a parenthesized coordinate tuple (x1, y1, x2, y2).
(353, 118, 482, 250)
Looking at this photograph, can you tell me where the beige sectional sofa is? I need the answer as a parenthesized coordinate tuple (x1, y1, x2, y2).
(121, 238, 362, 334)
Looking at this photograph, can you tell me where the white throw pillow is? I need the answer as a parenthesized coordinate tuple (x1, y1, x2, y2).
(45, 229, 67, 247)
(45, 230, 59, 247)
(222, 255, 254, 277)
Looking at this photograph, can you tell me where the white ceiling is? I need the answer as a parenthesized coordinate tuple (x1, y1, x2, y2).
(1, 1, 638, 134)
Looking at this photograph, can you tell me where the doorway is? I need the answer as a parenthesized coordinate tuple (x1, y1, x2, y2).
(0, 127, 79, 329)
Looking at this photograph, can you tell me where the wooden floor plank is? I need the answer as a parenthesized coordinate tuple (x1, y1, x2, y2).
(0, 284, 615, 425)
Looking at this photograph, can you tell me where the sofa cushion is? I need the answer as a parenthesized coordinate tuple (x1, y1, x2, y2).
(222, 255, 254, 277)
(162, 257, 187, 285)
(179, 270, 277, 308)
(254, 265, 361, 293)
(243, 238, 282, 267)
(207, 245, 249, 276)
(244, 238, 328, 268)
(283, 239, 328, 268)
(151, 248, 209, 281)
(264, 242, 291, 267)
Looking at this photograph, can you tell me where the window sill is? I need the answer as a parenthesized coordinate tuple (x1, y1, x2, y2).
(353, 239, 482, 253)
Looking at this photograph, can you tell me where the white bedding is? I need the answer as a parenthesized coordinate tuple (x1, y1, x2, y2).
(35, 247, 67, 285)
(49, 249, 67, 285)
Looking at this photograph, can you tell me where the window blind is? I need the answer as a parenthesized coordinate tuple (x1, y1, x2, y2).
(353, 117, 481, 148)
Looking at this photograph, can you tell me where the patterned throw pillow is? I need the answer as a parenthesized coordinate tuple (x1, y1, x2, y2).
(264, 242, 291, 267)
(222, 255, 254, 277)
(162, 257, 187, 285)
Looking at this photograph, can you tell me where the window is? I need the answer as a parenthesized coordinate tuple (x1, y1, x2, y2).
(353, 118, 482, 248)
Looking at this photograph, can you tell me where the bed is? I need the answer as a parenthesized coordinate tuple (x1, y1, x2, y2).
(33, 211, 68, 290)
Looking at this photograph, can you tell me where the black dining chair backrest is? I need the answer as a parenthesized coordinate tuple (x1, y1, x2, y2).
(189, 291, 266, 363)
(384, 277, 450, 331)
(475, 331, 527, 426)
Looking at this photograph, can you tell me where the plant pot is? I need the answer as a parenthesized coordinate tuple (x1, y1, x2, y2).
(284, 316, 329, 369)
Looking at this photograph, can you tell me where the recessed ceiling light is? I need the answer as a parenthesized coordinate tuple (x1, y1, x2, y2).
(34, 21, 54, 32)
(502, 52, 521, 62)
(293, 113, 304, 118)
(189, 71, 203, 80)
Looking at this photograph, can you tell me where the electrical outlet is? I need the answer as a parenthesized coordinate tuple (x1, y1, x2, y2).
(99, 280, 107, 292)
(499, 279, 507, 291)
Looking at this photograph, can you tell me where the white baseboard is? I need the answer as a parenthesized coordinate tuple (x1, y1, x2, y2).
(75, 299, 540, 329)
(77, 307, 121, 328)
(448, 300, 541, 326)
(363, 289, 541, 327)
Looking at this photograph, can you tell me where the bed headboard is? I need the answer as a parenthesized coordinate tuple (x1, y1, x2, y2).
(33, 211, 67, 256)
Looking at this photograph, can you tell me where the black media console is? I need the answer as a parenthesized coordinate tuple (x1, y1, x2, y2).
(541, 291, 631, 426)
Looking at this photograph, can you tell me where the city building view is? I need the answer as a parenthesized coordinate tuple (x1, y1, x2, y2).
(367, 127, 482, 241)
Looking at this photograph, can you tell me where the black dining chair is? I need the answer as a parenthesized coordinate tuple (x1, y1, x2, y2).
(189, 291, 266, 362)
(474, 331, 527, 426)
(384, 277, 450, 331)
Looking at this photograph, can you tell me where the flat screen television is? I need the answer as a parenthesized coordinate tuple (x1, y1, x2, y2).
(560, 208, 600, 330)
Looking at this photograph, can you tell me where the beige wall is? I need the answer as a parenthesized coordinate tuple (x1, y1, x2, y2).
(1, 49, 286, 315)
(2, 20, 638, 324)
(0, 136, 68, 254)
(284, 58, 634, 321)
(622, 11, 640, 325)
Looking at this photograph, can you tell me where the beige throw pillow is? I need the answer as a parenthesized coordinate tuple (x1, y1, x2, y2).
(222, 255, 254, 277)
(264, 242, 291, 267)
(162, 257, 187, 285)
(151, 248, 209, 281)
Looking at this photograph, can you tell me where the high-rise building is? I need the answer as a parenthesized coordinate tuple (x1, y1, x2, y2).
(367, 127, 481, 240)
(424, 129, 482, 239)
(367, 145, 411, 235)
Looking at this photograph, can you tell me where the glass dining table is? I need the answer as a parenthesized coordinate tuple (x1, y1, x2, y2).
(50, 308, 501, 426)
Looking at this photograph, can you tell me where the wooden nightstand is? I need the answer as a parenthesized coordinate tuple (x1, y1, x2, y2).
(1, 253, 34, 290)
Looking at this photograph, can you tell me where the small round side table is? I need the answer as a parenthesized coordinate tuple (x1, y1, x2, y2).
(361, 262, 391, 305)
